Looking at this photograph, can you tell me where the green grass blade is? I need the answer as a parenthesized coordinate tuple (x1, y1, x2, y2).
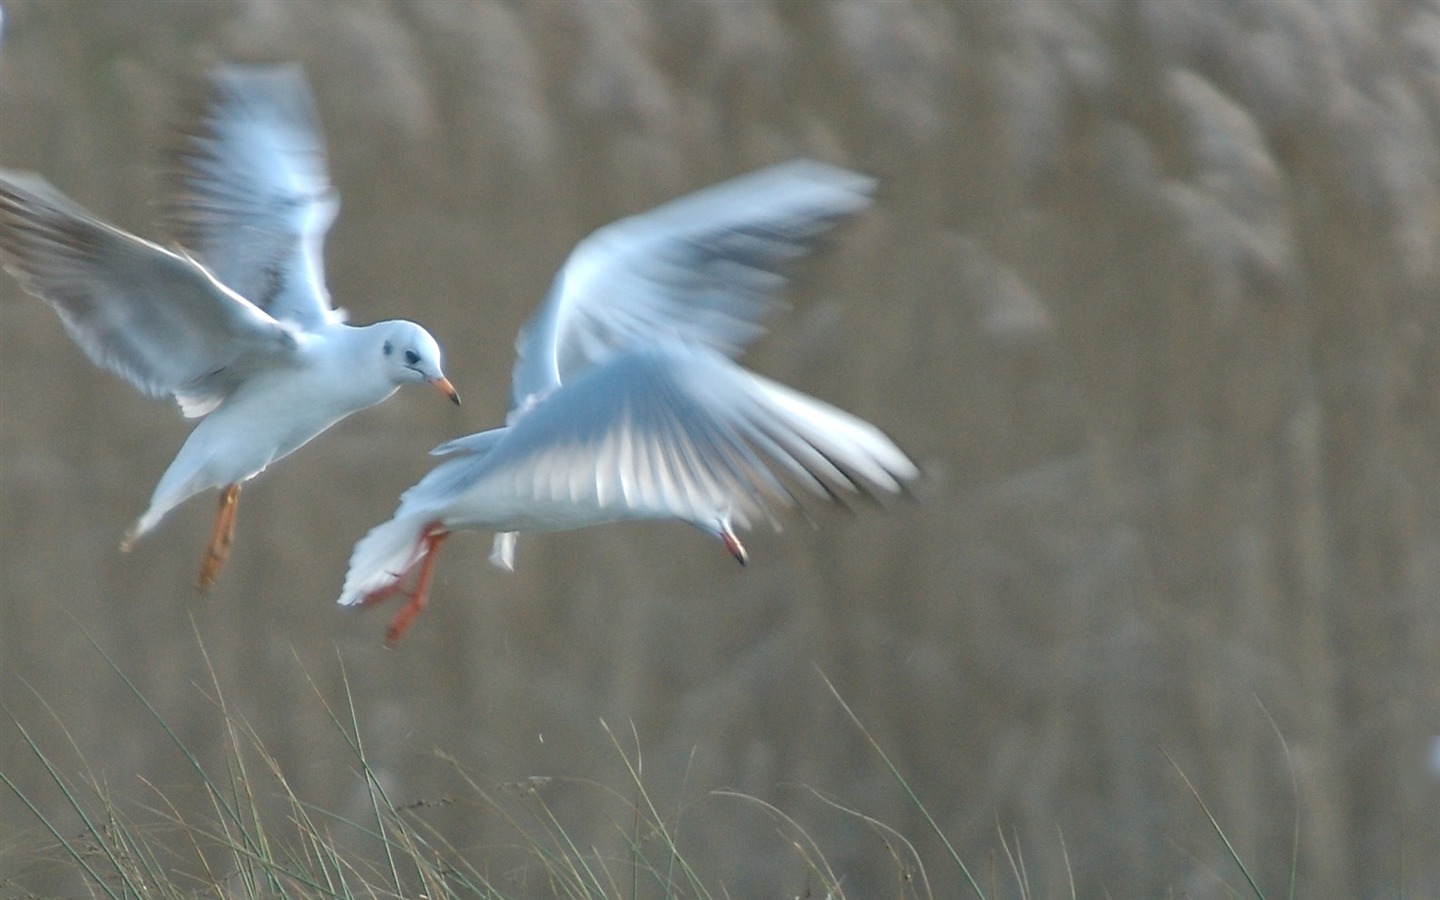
(1253, 700, 1300, 900)
(804, 784, 934, 899)
(0, 759, 121, 899)
(1161, 746, 1266, 900)
(816, 668, 987, 899)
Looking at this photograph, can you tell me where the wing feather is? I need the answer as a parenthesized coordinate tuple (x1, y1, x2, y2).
(164, 63, 341, 330)
(437, 347, 915, 532)
(508, 159, 875, 413)
(0, 170, 297, 415)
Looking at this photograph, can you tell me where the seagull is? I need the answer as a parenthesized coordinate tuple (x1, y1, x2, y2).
(338, 159, 918, 645)
(0, 64, 457, 590)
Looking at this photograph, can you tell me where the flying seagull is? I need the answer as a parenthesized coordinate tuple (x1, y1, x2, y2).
(339, 159, 917, 645)
(0, 64, 457, 589)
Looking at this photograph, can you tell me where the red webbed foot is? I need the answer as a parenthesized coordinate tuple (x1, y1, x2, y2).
(359, 523, 449, 647)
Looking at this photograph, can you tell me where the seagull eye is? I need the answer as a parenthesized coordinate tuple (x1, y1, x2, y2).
(404, 349, 421, 366)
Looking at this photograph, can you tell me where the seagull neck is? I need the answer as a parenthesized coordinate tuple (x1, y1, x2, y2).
(304, 324, 403, 405)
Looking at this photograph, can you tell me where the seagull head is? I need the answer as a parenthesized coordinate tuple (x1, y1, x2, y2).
(379, 320, 459, 404)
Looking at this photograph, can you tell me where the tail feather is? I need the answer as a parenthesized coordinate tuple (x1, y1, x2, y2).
(338, 514, 430, 607)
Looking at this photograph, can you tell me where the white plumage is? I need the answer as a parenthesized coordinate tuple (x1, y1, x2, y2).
(0, 64, 458, 588)
(339, 160, 918, 644)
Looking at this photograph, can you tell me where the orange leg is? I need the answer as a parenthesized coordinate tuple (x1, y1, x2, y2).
(197, 483, 242, 591)
(358, 573, 410, 608)
(358, 525, 437, 609)
(384, 525, 449, 647)
(358, 552, 422, 608)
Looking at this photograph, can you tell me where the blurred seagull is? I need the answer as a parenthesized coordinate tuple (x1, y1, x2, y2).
(339, 160, 918, 645)
(0, 64, 457, 590)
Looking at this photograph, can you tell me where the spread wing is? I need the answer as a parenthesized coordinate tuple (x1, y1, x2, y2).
(0, 171, 299, 417)
(508, 159, 875, 416)
(164, 62, 342, 330)
(410, 348, 916, 532)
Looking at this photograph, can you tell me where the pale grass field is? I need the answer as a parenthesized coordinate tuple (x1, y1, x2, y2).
(2, 630, 1303, 900)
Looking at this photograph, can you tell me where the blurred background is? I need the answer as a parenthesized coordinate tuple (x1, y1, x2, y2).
(4, 0, 1440, 896)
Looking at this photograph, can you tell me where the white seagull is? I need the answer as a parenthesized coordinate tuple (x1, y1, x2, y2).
(339, 160, 918, 645)
(0, 64, 457, 589)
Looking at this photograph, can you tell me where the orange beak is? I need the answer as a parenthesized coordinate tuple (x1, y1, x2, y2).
(431, 376, 460, 405)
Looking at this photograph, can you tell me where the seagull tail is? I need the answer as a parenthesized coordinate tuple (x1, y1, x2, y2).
(337, 514, 431, 608)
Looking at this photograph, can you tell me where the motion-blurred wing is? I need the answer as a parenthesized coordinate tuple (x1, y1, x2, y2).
(427, 347, 915, 532)
(430, 428, 507, 458)
(165, 63, 342, 330)
(508, 160, 875, 415)
(0, 171, 298, 417)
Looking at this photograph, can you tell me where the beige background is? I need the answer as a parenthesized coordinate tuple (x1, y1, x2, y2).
(3, 1, 1440, 896)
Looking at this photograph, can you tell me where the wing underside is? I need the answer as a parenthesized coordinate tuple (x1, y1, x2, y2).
(165, 63, 341, 331)
(0, 170, 297, 415)
(508, 160, 876, 413)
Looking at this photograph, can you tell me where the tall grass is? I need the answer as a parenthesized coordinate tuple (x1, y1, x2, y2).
(0, 629, 1302, 898)
(0, 629, 935, 898)
(1160, 700, 1302, 900)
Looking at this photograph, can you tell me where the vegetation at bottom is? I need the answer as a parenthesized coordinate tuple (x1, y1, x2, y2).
(0, 636, 1297, 899)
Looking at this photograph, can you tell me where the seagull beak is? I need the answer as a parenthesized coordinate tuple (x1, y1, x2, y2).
(430, 376, 460, 405)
